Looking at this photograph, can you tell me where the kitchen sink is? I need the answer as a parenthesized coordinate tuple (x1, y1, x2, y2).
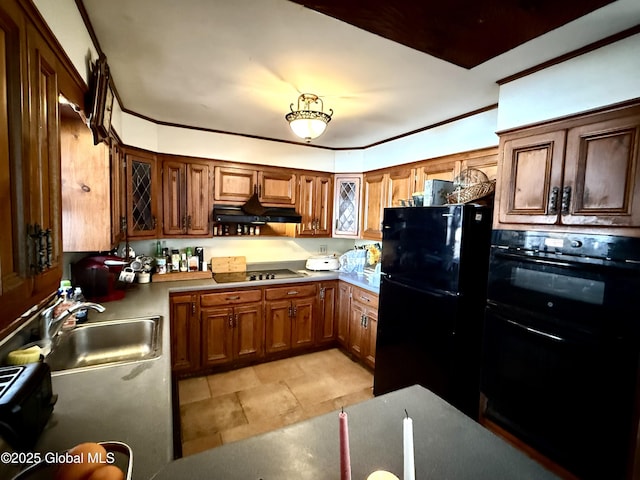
(45, 316, 162, 373)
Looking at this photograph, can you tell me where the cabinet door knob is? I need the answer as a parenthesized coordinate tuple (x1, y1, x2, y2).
(561, 186, 572, 214)
(548, 186, 559, 214)
(228, 314, 234, 328)
(191, 302, 196, 315)
(81, 184, 91, 192)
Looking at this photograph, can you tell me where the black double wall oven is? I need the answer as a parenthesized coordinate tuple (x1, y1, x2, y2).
(480, 229, 640, 479)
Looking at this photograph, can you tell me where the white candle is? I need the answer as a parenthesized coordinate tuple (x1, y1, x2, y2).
(403, 413, 415, 480)
(339, 410, 352, 480)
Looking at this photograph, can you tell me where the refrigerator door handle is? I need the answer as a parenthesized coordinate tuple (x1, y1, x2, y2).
(382, 275, 457, 298)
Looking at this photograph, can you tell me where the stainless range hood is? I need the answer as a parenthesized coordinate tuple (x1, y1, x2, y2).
(212, 193, 302, 224)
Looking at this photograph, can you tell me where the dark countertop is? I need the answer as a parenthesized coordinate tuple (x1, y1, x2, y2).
(151, 385, 560, 480)
(12, 266, 378, 480)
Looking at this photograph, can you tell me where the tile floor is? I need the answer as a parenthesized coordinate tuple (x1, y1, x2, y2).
(178, 348, 374, 457)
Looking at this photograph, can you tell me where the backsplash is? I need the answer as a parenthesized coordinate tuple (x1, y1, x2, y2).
(62, 237, 371, 278)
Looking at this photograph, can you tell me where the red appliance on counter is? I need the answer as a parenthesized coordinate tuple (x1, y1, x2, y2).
(71, 255, 129, 302)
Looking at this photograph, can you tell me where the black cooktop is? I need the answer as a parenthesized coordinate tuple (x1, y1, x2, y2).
(213, 268, 306, 284)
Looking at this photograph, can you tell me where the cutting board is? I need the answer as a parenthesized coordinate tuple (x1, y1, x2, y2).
(210, 256, 246, 273)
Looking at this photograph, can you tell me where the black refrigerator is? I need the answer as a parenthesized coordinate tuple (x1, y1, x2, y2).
(373, 204, 492, 418)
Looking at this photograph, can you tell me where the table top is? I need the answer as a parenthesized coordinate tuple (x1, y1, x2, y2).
(151, 385, 560, 480)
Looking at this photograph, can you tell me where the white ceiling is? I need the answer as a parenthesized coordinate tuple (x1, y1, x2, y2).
(81, 0, 640, 149)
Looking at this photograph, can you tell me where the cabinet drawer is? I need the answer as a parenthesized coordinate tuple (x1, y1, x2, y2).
(265, 283, 317, 301)
(201, 289, 262, 307)
(351, 286, 379, 308)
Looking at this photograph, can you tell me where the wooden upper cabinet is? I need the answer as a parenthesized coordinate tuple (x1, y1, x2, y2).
(460, 149, 499, 181)
(27, 22, 64, 298)
(562, 114, 640, 226)
(333, 174, 362, 238)
(125, 149, 160, 238)
(387, 167, 417, 207)
(497, 103, 640, 231)
(0, 0, 33, 327)
(214, 165, 296, 206)
(362, 172, 387, 240)
(297, 173, 332, 237)
(61, 112, 113, 251)
(416, 158, 458, 185)
(498, 131, 566, 225)
(258, 169, 296, 205)
(162, 157, 211, 236)
(170, 292, 200, 372)
(214, 166, 257, 203)
(110, 142, 126, 246)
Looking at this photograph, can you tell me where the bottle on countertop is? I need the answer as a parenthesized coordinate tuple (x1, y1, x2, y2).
(171, 249, 180, 272)
(54, 280, 75, 330)
(73, 287, 88, 323)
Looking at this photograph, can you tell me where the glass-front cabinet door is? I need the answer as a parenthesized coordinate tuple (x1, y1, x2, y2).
(333, 174, 362, 238)
(126, 149, 159, 238)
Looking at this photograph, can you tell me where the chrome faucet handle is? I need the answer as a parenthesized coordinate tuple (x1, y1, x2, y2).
(40, 298, 64, 337)
(45, 302, 106, 341)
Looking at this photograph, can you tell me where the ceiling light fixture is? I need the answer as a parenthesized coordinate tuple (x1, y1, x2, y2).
(285, 93, 333, 141)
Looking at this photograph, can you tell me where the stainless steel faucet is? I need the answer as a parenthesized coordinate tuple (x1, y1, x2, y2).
(40, 299, 106, 344)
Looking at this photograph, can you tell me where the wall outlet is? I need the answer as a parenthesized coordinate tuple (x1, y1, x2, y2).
(319, 244, 327, 254)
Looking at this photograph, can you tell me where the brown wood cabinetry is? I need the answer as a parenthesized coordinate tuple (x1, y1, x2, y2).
(316, 281, 337, 346)
(26, 21, 63, 300)
(60, 110, 125, 252)
(333, 174, 362, 238)
(162, 156, 212, 236)
(362, 172, 387, 240)
(362, 167, 418, 240)
(171, 284, 332, 375)
(0, 0, 86, 330)
(347, 285, 378, 369)
(169, 292, 200, 373)
(265, 283, 317, 354)
(336, 282, 351, 348)
(361, 149, 498, 240)
(125, 148, 160, 238)
(297, 173, 333, 237)
(416, 157, 458, 184)
(110, 142, 126, 246)
(387, 166, 418, 207)
(214, 165, 296, 206)
(170, 289, 264, 373)
(497, 103, 640, 232)
(200, 289, 263, 367)
(1, 1, 33, 330)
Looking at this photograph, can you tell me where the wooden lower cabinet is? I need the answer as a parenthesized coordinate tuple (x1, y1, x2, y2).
(336, 282, 352, 348)
(168, 281, 348, 375)
(265, 283, 318, 354)
(337, 281, 379, 369)
(169, 293, 200, 373)
(201, 302, 263, 367)
(317, 281, 337, 346)
(348, 293, 378, 369)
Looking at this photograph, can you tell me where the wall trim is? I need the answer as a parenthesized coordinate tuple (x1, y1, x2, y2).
(497, 24, 640, 86)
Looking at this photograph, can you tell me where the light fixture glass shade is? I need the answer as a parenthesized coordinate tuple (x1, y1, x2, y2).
(286, 93, 333, 141)
(289, 117, 328, 139)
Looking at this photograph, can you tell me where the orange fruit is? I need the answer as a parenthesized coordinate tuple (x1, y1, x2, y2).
(87, 465, 125, 480)
(54, 442, 108, 480)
